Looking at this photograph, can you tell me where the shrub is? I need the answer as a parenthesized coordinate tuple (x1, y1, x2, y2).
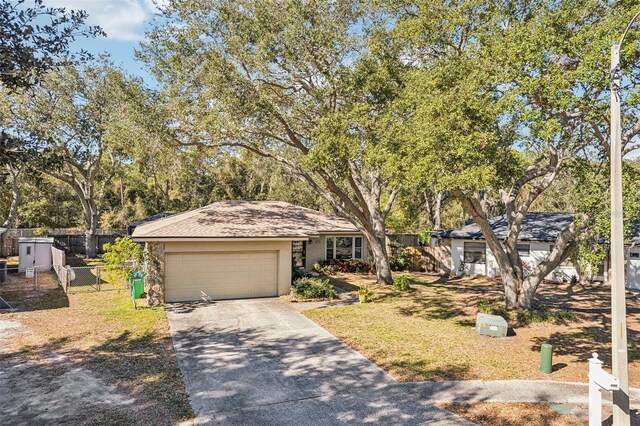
(32, 227, 48, 237)
(476, 297, 578, 325)
(515, 308, 577, 325)
(358, 284, 372, 303)
(292, 266, 311, 282)
(313, 259, 370, 275)
(313, 261, 336, 275)
(477, 297, 510, 320)
(457, 260, 468, 276)
(101, 236, 145, 281)
(393, 275, 411, 292)
(389, 241, 410, 271)
(292, 277, 337, 299)
(418, 229, 432, 246)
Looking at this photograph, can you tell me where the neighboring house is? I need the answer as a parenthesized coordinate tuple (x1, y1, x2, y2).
(127, 213, 173, 236)
(132, 200, 367, 303)
(438, 212, 640, 290)
(440, 213, 587, 282)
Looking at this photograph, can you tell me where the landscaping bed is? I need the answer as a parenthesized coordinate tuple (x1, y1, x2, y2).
(304, 273, 640, 383)
(0, 262, 193, 425)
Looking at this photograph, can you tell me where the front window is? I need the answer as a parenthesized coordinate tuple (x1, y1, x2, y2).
(464, 242, 486, 264)
(517, 244, 530, 258)
(326, 237, 334, 260)
(326, 236, 363, 260)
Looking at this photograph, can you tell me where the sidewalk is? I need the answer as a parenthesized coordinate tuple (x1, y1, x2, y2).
(401, 379, 640, 406)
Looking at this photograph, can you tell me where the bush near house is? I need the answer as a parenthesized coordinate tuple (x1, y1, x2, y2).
(389, 241, 411, 271)
(313, 259, 371, 275)
(292, 266, 311, 282)
(292, 277, 337, 299)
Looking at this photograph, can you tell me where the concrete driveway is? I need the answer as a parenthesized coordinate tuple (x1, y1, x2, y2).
(167, 298, 473, 425)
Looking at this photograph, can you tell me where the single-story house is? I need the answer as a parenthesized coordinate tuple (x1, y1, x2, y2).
(438, 213, 640, 290)
(132, 200, 367, 303)
(127, 213, 173, 236)
(439, 213, 591, 282)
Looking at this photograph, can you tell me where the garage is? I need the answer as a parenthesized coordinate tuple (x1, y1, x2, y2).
(164, 251, 278, 302)
(131, 200, 361, 303)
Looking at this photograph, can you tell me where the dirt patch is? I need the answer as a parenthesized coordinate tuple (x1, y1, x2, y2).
(0, 281, 194, 425)
(0, 320, 30, 341)
(0, 360, 135, 424)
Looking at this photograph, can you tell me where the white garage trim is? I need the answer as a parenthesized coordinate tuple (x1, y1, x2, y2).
(165, 250, 279, 303)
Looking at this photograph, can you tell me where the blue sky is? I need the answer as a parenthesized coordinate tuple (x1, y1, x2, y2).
(41, 0, 165, 83)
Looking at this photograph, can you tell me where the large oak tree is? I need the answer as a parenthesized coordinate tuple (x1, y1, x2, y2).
(10, 61, 144, 257)
(394, 0, 640, 308)
(141, 0, 406, 283)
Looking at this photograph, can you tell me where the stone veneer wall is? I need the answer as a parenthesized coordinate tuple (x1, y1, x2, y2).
(145, 242, 165, 304)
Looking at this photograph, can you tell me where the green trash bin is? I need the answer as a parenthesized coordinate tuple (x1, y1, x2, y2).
(130, 272, 145, 299)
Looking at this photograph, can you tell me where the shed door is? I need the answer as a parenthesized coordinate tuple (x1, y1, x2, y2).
(164, 251, 278, 302)
(19, 243, 34, 272)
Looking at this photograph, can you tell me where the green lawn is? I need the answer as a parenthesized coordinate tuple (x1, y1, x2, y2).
(1, 263, 194, 425)
(306, 273, 640, 383)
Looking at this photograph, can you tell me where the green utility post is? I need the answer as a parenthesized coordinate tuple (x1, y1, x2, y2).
(540, 343, 553, 374)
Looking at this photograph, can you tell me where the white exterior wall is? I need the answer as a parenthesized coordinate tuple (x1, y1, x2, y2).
(451, 239, 486, 275)
(304, 234, 369, 271)
(451, 238, 579, 280)
(18, 240, 53, 273)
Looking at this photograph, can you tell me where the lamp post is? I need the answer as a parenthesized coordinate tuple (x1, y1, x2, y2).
(609, 11, 639, 425)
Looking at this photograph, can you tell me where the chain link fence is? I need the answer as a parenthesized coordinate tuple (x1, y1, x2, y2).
(66, 265, 127, 293)
(0, 265, 42, 292)
(0, 264, 56, 310)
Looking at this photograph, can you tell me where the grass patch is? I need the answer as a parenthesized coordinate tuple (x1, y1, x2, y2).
(303, 273, 640, 383)
(442, 402, 584, 426)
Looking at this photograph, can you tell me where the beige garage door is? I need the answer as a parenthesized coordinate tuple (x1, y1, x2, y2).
(165, 251, 278, 302)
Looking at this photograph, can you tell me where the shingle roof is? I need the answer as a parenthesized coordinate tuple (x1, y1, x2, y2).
(443, 212, 574, 242)
(129, 213, 173, 228)
(132, 200, 358, 240)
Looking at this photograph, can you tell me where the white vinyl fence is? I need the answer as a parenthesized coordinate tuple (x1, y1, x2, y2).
(51, 246, 69, 293)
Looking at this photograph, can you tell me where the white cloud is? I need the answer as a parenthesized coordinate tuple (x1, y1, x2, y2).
(46, 0, 158, 42)
(143, 0, 169, 11)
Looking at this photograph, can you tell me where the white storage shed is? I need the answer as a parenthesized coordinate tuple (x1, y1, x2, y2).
(18, 237, 54, 273)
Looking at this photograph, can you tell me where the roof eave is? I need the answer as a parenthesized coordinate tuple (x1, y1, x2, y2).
(132, 236, 312, 243)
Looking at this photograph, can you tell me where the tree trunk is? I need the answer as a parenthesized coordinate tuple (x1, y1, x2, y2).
(85, 210, 99, 258)
(2, 165, 21, 228)
(502, 272, 521, 309)
(366, 232, 393, 284)
(433, 190, 443, 230)
(458, 192, 575, 310)
(424, 191, 432, 227)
